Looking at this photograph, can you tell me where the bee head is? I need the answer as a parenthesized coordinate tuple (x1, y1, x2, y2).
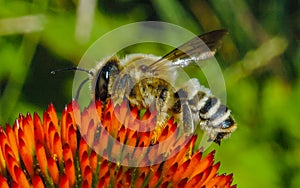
(94, 57, 121, 101)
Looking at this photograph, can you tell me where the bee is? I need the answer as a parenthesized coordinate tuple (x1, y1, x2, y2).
(88, 29, 237, 145)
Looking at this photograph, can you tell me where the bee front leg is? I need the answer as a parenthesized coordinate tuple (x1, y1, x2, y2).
(111, 73, 134, 107)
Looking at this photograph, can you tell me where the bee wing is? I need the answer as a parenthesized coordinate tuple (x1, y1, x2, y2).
(149, 29, 228, 71)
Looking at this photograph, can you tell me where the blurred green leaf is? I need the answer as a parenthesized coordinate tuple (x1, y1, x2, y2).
(0, 0, 299, 187)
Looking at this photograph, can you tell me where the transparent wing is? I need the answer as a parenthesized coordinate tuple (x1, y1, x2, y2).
(149, 29, 228, 71)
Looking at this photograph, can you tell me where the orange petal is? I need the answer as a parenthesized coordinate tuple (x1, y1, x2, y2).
(79, 136, 89, 159)
(205, 174, 234, 188)
(201, 162, 220, 186)
(47, 156, 59, 185)
(82, 180, 90, 188)
(59, 173, 69, 188)
(53, 132, 63, 162)
(148, 169, 161, 188)
(177, 177, 188, 187)
(90, 150, 98, 173)
(14, 166, 30, 188)
(85, 119, 97, 145)
(63, 144, 73, 164)
(46, 103, 59, 131)
(33, 112, 44, 144)
(5, 125, 19, 163)
(61, 106, 69, 145)
(99, 160, 109, 179)
(80, 151, 90, 175)
(4, 150, 19, 182)
(32, 175, 45, 188)
(36, 141, 48, 178)
(23, 113, 34, 155)
(191, 150, 215, 178)
(63, 144, 76, 186)
(134, 172, 145, 188)
(68, 125, 77, 156)
(65, 159, 76, 186)
(18, 137, 34, 176)
(172, 159, 191, 183)
(0, 128, 8, 174)
(83, 166, 92, 187)
(0, 175, 9, 188)
(184, 151, 202, 179)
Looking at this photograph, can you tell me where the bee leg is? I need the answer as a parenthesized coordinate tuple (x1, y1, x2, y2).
(181, 103, 194, 135)
(111, 73, 134, 107)
(150, 111, 169, 145)
(150, 84, 172, 144)
(171, 89, 194, 135)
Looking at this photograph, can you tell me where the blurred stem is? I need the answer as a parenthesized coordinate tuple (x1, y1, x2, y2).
(0, 0, 47, 123)
(211, 0, 269, 45)
(0, 33, 41, 123)
(152, 0, 199, 32)
(0, 15, 44, 36)
(75, 0, 96, 44)
(224, 37, 288, 86)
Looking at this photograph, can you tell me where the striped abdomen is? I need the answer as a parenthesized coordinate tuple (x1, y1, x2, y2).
(189, 90, 236, 145)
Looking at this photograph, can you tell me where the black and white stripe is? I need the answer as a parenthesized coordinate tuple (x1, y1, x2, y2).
(187, 87, 236, 144)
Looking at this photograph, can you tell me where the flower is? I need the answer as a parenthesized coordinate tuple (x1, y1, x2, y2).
(0, 99, 236, 187)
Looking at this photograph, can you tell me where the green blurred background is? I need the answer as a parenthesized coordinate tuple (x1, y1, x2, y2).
(0, 0, 299, 187)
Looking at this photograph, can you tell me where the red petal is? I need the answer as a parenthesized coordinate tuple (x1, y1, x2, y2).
(18, 137, 34, 176)
(99, 160, 109, 179)
(0, 128, 8, 173)
(36, 141, 48, 177)
(14, 166, 30, 188)
(177, 177, 188, 187)
(0, 148, 5, 175)
(65, 159, 76, 186)
(5, 151, 19, 182)
(90, 150, 98, 173)
(47, 156, 59, 184)
(191, 150, 215, 178)
(172, 159, 191, 183)
(83, 166, 92, 187)
(79, 137, 89, 159)
(82, 180, 90, 188)
(205, 174, 233, 188)
(32, 175, 45, 188)
(33, 112, 44, 144)
(85, 119, 97, 145)
(23, 114, 34, 155)
(80, 151, 89, 175)
(61, 106, 69, 145)
(202, 162, 220, 186)
(59, 173, 69, 188)
(0, 175, 9, 188)
(148, 170, 161, 188)
(68, 125, 77, 156)
(46, 103, 59, 130)
(134, 172, 145, 187)
(5, 126, 19, 163)
(53, 132, 63, 162)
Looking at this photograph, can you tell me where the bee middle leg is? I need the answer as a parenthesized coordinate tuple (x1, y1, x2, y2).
(171, 88, 194, 135)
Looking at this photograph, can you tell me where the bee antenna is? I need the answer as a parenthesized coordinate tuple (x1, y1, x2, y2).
(50, 67, 94, 76)
(50, 67, 93, 101)
(75, 77, 90, 101)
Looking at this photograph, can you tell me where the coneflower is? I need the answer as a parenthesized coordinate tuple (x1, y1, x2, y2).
(0, 99, 235, 187)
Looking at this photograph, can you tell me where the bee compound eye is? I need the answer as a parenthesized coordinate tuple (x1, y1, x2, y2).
(95, 61, 120, 101)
